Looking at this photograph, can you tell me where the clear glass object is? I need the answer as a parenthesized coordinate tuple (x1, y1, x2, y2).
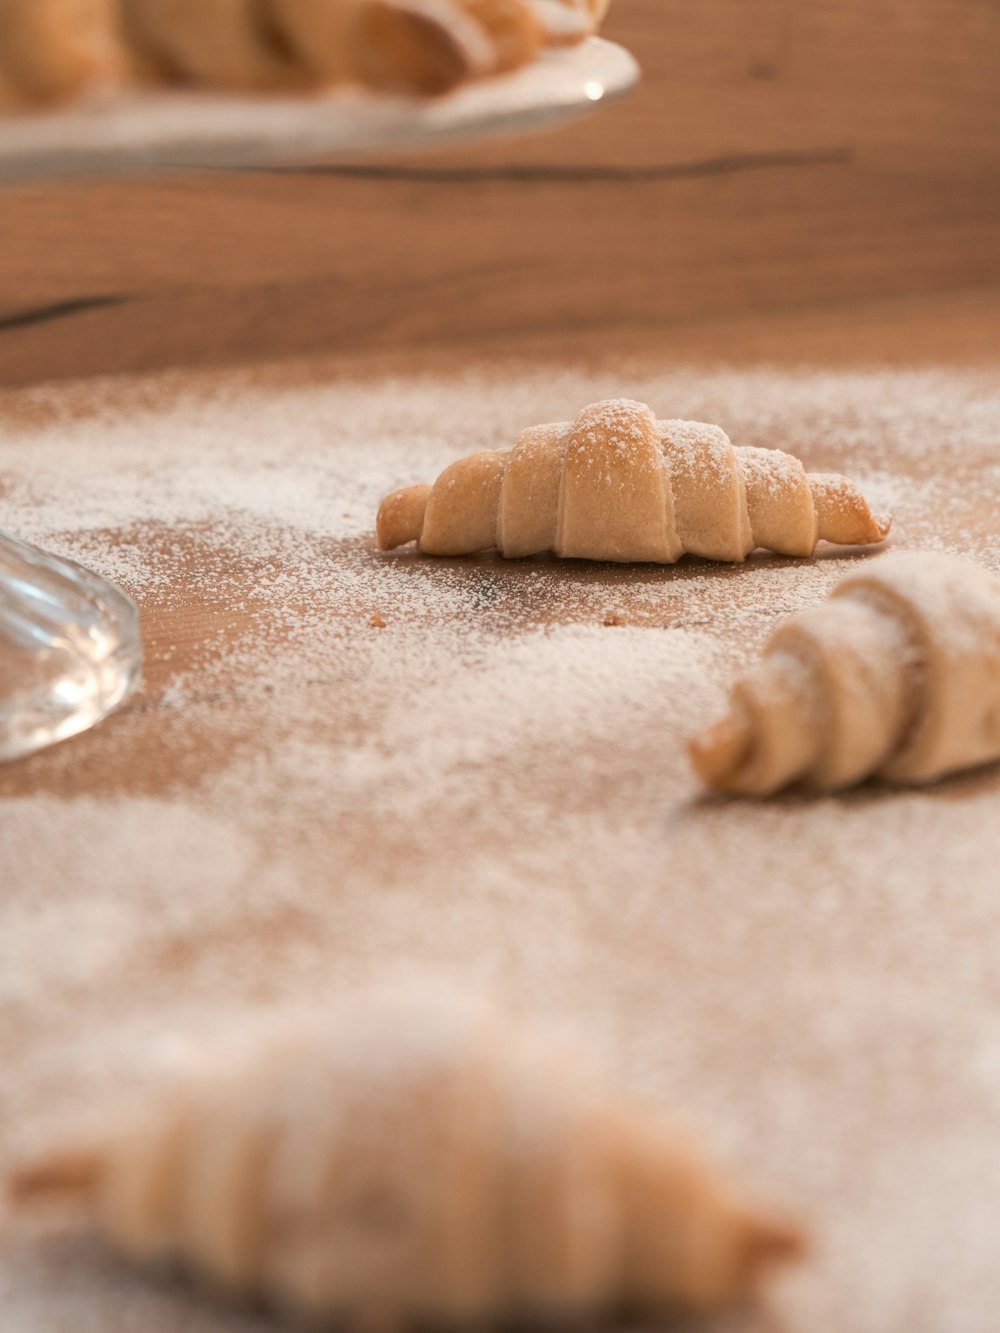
(0, 528, 142, 763)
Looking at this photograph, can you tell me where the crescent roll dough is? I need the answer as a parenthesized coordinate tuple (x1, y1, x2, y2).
(691, 551, 1000, 795)
(122, 0, 304, 90)
(345, 0, 549, 91)
(458, 0, 544, 71)
(377, 398, 891, 564)
(0, 65, 18, 106)
(526, 0, 607, 44)
(1, 0, 606, 103)
(10, 990, 802, 1325)
(0, 0, 125, 102)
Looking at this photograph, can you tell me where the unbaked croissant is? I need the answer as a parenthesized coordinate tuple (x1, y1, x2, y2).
(377, 398, 891, 563)
(0, 0, 602, 104)
(126, 0, 499, 95)
(0, 0, 126, 102)
(525, 0, 602, 44)
(331, 0, 501, 95)
(691, 551, 1000, 795)
(123, 0, 303, 91)
(10, 990, 802, 1325)
(272, 0, 592, 92)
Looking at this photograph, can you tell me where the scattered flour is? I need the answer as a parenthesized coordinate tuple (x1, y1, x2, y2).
(0, 361, 998, 1333)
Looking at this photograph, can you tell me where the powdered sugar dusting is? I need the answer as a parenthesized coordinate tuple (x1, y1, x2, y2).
(568, 398, 659, 489)
(0, 361, 998, 1333)
(661, 417, 734, 478)
(844, 550, 1000, 662)
(735, 443, 802, 496)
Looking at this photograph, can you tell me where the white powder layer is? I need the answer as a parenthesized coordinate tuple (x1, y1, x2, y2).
(0, 361, 998, 1333)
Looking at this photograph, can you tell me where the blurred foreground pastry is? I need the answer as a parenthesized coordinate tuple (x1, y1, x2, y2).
(10, 989, 802, 1325)
(691, 552, 1000, 795)
(377, 397, 890, 563)
(0, 0, 609, 104)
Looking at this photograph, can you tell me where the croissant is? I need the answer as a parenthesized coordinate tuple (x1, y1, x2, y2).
(690, 552, 1000, 795)
(377, 398, 891, 564)
(123, 0, 304, 91)
(9, 990, 802, 1326)
(242, 0, 548, 92)
(0, 0, 126, 102)
(332, 0, 501, 95)
(527, 0, 609, 44)
(0, 0, 599, 104)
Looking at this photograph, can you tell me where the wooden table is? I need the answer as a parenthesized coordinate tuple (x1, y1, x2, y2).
(1, 290, 999, 1333)
(3, 0, 1000, 386)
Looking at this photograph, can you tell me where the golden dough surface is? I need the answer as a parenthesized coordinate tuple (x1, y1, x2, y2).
(0, 352, 998, 1333)
(0, 0, 125, 100)
(9, 988, 801, 1323)
(377, 397, 891, 562)
(691, 551, 1000, 795)
(0, 0, 604, 102)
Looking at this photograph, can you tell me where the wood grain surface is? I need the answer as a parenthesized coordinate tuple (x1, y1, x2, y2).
(1, 303, 999, 1333)
(1, 0, 1000, 385)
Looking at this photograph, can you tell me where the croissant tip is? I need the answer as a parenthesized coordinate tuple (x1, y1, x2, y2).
(688, 714, 751, 790)
(7, 1148, 104, 1208)
(376, 485, 432, 552)
(736, 1210, 809, 1294)
(747, 1212, 809, 1266)
(374, 503, 396, 552)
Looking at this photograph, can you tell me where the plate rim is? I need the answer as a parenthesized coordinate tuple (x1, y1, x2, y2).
(0, 38, 640, 183)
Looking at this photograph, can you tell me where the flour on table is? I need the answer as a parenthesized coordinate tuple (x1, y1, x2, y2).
(0, 361, 998, 1333)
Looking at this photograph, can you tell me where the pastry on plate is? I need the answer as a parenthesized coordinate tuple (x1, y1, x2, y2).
(0, 0, 612, 103)
(377, 397, 890, 563)
(10, 988, 802, 1326)
(0, 0, 125, 102)
(527, 0, 607, 45)
(259, 0, 562, 91)
(336, 0, 498, 95)
(691, 551, 1000, 795)
(458, 0, 545, 73)
(123, 0, 303, 90)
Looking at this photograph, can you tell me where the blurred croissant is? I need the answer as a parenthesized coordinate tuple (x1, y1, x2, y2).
(0, 0, 126, 102)
(377, 398, 891, 563)
(691, 551, 1000, 795)
(9, 990, 802, 1325)
(526, 0, 609, 44)
(0, 0, 609, 103)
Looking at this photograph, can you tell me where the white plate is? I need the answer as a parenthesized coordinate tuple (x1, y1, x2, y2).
(0, 38, 638, 182)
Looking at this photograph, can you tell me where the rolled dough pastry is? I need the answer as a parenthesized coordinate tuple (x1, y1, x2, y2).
(691, 551, 1000, 794)
(267, 0, 364, 80)
(458, 0, 544, 73)
(0, 0, 608, 103)
(0, 0, 125, 102)
(123, 0, 303, 90)
(377, 398, 891, 563)
(347, 0, 496, 95)
(347, 0, 558, 92)
(526, 0, 602, 44)
(0, 65, 17, 105)
(10, 989, 802, 1325)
